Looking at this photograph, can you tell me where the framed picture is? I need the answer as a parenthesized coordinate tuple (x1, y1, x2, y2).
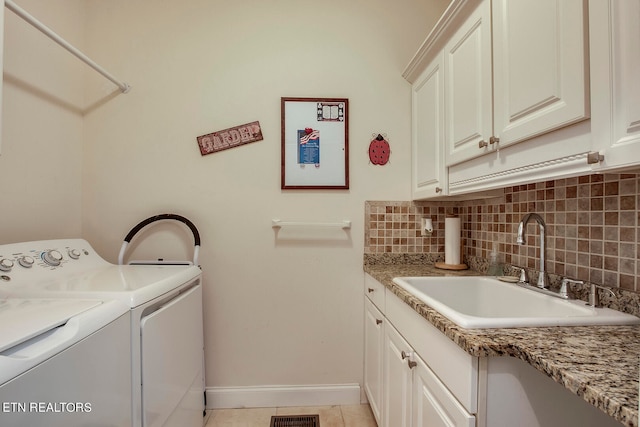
(281, 97, 349, 189)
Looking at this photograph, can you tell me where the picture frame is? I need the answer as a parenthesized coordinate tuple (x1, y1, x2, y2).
(281, 97, 349, 189)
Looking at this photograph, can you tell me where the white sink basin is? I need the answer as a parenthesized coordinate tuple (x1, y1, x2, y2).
(392, 276, 640, 329)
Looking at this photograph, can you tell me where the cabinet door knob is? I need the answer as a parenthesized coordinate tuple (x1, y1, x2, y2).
(367, 288, 375, 293)
(407, 360, 417, 369)
(376, 319, 383, 325)
(490, 136, 500, 144)
(478, 140, 488, 148)
(401, 350, 409, 360)
(435, 187, 442, 193)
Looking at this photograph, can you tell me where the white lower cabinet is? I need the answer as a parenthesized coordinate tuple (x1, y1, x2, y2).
(364, 274, 475, 427)
(382, 322, 413, 427)
(364, 298, 384, 425)
(383, 320, 475, 427)
(364, 274, 624, 427)
(412, 356, 474, 427)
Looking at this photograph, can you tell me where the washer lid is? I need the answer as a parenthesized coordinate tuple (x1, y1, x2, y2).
(0, 298, 102, 352)
(4, 265, 201, 308)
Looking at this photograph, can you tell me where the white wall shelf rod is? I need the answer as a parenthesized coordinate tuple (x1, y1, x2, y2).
(5, 0, 131, 93)
(272, 219, 352, 229)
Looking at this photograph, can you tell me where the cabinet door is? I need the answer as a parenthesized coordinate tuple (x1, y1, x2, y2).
(382, 323, 413, 427)
(412, 356, 475, 427)
(590, 0, 640, 171)
(444, 0, 493, 166)
(492, 0, 589, 148)
(364, 298, 384, 425)
(412, 52, 446, 199)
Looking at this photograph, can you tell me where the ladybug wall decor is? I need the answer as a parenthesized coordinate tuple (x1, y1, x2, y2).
(369, 134, 391, 165)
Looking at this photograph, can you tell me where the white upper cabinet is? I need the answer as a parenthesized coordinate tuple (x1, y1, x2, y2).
(405, 0, 595, 198)
(445, 0, 589, 167)
(492, 0, 589, 148)
(444, 0, 493, 166)
(589, 0, 640, 171)
(412, 52, 447, 199)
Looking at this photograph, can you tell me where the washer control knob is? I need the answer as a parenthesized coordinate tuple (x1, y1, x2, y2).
(42, 250, 63, 266)
(68, 249, 81, 260)
(0, 258, 14, 272)
(18, 256, 35, 268)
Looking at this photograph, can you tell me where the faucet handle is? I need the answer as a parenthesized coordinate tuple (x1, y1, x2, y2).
(588, 283, 618, 308)
(560, 278, 583, 298)
(518, 268, 529, 284)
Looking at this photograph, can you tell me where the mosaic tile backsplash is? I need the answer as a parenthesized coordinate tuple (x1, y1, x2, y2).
(365, 173, 640, 292)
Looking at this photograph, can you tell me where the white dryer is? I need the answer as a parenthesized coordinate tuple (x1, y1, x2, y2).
(0, 297, 132, 426)
(0, 239, 205, 427)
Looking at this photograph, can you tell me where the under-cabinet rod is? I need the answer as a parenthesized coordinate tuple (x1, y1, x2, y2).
(5, 0, 131, 93)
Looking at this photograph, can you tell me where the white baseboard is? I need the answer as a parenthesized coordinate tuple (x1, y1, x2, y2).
(206, 383, 361, 409)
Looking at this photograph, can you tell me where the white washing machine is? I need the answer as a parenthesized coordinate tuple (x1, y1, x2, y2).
(0, 239, 205, 427)
(0, 297, 132, 426)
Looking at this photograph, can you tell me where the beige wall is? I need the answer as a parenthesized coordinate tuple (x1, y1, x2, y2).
(77, 0, 448, 397)
(1, 0, 85, 243)
(1, 0, 448, 400)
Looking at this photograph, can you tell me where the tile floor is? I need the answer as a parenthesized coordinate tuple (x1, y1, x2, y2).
(205, 404, 377, 427)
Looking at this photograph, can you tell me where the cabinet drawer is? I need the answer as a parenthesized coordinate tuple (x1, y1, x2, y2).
(385, 288, 478, 414)
(364, 273, 385, 311)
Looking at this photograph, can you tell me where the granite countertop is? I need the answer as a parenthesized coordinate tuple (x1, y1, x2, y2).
(363, 257, 640, 427)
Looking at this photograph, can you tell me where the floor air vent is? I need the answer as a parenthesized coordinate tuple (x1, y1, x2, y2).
(270, 414, 320, 427)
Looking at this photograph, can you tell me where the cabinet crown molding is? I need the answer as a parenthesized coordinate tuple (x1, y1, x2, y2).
(403, 0, 472, 83)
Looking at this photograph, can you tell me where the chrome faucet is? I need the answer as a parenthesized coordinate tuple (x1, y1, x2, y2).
(516, 213, 549, 289)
